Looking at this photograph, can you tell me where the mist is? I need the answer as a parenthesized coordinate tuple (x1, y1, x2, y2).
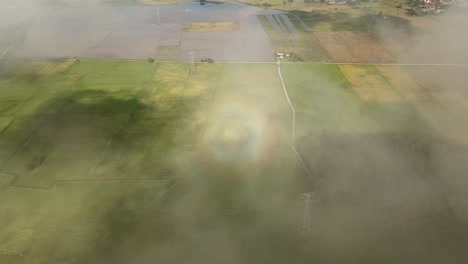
(1, 1, 468, 264)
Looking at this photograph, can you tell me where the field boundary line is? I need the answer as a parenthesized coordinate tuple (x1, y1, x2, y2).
(276, 60, 313, 179)
(83, 30, 114, 58)
(0, 46, 11, 61)
(197, 64, 224, 156)
(5, 172, 179, 190)
(179, 63, 195, 100)
(138, 61, 161, 103)
(373, 65, 406, 99)
(0, 115, 50, 174)
(0, 116, 16, 135)
(0, 250, 22, 257)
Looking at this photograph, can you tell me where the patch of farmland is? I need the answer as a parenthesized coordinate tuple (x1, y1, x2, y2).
(298, 38, 331, 62)
(337, 31, 394, 63)
(279, 14, 299, 38)
(91, 146, 197, 180)
(3, 137, 110, 188)
(282, 64, 418, 136)
(136, 100, 206, 119)
(271, 38, 330, 62)
(35, 114, 129, 138)
(217, 63, 282, 93)
(59, 93, 141, 114)
(316, 31, 394, 63)
(407, 66, 468, 111)
(156, 45, 180, 61)
(258, 14, 329, 62)
(0, 75, 43, 101)
(405, 66, 455, 99)
(264, 14, 299, 39)
(79, 73, 152, 86)
(296, 131, 468, 257)
(4, 61, 74, 76)
(441, 66, 468, 99)
(63, 61, 121, 75)
(377, 36, 409, 61)
(264, 14, 284, 38)
(182, 22, 240, 32)
(7, 84, 77, 116)
(183, 63, 222, 100)
(0, 178, 175, 262)
(113, 116, 206, 147)
(260, 14, 301, 38)
(141, 63, 189, 102)
(315, 31, 357, 63)
(215, 64, 287, 110)
(339, 65, 401, 102)
(0, 116, 14, 133)
(0, 100, 23, 116)
(376, 66, 430, 101)
(0, 116, 47, 169)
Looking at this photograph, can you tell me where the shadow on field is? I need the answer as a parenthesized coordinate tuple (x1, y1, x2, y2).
(0, 62, 309, 264)
(1, 84, 208, 187)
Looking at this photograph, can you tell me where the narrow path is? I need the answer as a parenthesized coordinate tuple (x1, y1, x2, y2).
(276, 60, 296, 142)
(276, 60, 313, 180)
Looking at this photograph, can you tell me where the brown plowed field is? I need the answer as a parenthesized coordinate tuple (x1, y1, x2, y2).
(338, 31, 394, 63)
(156, 45, 180, 61)
(406, 66, 468, 102)
(314, 31, 357, 63)
(315, 31, 394, 63)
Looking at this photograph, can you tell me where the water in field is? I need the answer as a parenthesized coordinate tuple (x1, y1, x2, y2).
(9, 0, 274, 61)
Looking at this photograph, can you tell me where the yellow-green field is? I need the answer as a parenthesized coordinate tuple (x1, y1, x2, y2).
(339, 64, 401, 102)
(182, 22, 240, 32)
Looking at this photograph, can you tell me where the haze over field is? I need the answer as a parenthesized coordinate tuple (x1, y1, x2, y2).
(1, 1, 468, 264)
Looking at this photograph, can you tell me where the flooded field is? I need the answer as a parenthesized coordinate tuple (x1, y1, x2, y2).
(9, 1, 275, 61)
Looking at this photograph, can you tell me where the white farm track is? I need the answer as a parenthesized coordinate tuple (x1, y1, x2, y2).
(276, 60, 314, 180)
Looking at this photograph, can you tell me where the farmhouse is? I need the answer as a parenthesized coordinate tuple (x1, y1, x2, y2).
(275, 52, 291, 59)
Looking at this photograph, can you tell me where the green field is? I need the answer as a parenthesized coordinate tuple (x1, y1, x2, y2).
(0, 60, 463, 263)
(282, 64, 434, 137)
(0, 60, 305, 263)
